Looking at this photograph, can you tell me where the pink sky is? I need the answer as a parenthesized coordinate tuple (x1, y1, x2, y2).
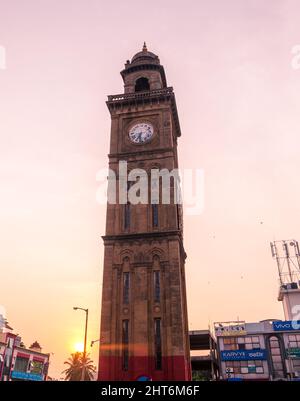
(1, 0, 300, 378)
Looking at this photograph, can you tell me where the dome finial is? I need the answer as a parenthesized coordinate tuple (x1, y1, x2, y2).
(142, 42, 147, 52)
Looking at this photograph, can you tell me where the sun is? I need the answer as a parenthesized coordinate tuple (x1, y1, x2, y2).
(74, 342, 84, 353)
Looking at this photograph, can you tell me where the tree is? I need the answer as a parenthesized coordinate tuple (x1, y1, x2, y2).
(192, 370, 210, 381)
(62, 352, 96, 381)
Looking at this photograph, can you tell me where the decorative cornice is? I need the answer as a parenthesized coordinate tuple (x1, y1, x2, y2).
(102, 230, 182, 242)
(108, 147, 175, 160)
(14, 346, 49, 358)
(107, 86, 173, 102)
(120, 63, 167, 87)
(106, 87, 181, 137)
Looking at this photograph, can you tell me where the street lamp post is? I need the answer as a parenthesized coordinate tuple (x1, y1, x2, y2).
(73, 307, 89, 381)
(90, 338, 100, 348)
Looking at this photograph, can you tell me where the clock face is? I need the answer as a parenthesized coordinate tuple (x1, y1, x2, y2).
(129, 122, 154, 144)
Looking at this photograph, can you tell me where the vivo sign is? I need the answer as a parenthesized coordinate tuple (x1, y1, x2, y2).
(273, 321, 300, 331)
(221, 350, 267, 361)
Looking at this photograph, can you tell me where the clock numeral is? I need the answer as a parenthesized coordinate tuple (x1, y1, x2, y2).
(129, 123, 153, 144)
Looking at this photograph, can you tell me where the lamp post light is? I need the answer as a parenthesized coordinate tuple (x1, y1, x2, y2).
(90, 338, 101, 348)
(73, 307, 88, 381)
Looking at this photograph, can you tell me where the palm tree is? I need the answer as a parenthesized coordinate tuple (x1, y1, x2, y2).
(62, 352, 96, 381)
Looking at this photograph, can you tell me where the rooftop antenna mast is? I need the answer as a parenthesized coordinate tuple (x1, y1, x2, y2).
(270, 239, 300, 285)
(283, 241, 293, 282)
(271, 239, 300, 323)
(290, 240, 300, 271)
(270, 241, 282, 285)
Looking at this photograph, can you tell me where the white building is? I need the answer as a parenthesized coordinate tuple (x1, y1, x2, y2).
(215, 319, 300, 381)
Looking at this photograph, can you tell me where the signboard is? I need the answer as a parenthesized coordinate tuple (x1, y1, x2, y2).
(136, 375, 152, 381)
(215, 324, 246, 337)
(11, 371, 43, 381)
(287, 348, 300, 358)
(221, 349, 267, 361)
(273, 321, 300, 331)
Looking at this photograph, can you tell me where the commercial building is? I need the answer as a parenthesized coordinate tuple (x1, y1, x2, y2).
(215, 318, 300, 381)
(0, 329, 49, 381)
(214, 240, 300, 381)
(190, 330, 219, 380)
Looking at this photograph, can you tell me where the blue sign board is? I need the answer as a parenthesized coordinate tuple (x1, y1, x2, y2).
(228, 378, 243, 381)
(11, 371, 43, 381)
(137, 375, 152, 381)
(273, 320, 300, 331)
(221, 350, 267, 361)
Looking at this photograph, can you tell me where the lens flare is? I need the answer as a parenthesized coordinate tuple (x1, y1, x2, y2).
(74, 342, 84, 353)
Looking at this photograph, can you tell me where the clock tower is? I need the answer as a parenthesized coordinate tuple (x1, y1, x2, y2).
(98, 44, 191, 381)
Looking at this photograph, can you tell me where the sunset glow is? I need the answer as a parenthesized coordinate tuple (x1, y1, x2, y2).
(74, 342, 84, 353)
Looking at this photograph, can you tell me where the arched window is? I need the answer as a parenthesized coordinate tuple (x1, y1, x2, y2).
(124, 181, 132, 230)
(135, 77, 150, 92)
(153, 256, 160, 303)
(152, 204, 159, 227)
(122, 319, 129, 371)
(124, 204, 130, 229)
(122, 257, 130, 304)
(154, 318, 162, 370)
(154, 270, 160, 302)
(268, 336, 285, 379)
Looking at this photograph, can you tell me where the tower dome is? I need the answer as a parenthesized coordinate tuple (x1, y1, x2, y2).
(130, 42, 160, 65)
(121, 43, 167, 93)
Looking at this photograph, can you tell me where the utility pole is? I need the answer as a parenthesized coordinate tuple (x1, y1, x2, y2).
(73, 307, 89, 381)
